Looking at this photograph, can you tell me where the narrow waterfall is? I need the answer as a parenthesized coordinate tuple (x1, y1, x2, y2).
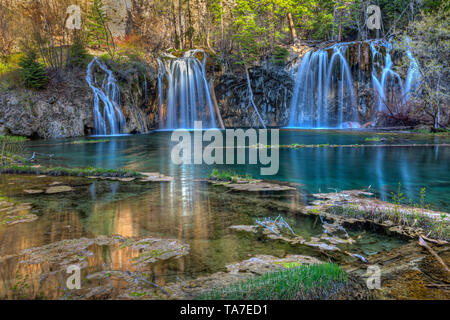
(86, 57, 126, 135)
(289, 40, 421, 128)
(370, 40, 404, 113)
(157, 51, 218, 129)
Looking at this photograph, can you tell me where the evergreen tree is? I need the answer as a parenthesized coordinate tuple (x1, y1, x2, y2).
(19, 49, 48, 89)
(86, 0, 116, 58)
(68, 37, 90, 68)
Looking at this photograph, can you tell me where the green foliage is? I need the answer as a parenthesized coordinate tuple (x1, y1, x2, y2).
(0, 135, 27, 166)
(329, 184, 449, 240)
(395, 6, 449, 128)
(18, 50, 48, 89)
(198, 263, 348, 300)
(86, 0, 116, 58)
(68, 38, 91, 68)
(0, 164, 142, 178)
(208, 169, 252, 182)
(271, 46, 289, 65)
(365, 137, 381, 142)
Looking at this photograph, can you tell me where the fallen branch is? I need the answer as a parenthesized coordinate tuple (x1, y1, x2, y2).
(419, 236, 450, 273)
(420, 235, 448, 245)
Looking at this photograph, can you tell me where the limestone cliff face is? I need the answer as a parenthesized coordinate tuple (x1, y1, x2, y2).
(215, 65, 294, 128)
(0, 62, 159, 139)
(0, 79, 94, 138)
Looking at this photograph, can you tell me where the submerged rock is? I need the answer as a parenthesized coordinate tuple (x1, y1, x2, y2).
(45, 186, 74, 194)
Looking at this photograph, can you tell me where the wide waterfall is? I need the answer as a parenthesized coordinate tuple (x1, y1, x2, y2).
(157, 51, 219, 129)
(86, 57, 126, 135)
(288, 39, 421, 128)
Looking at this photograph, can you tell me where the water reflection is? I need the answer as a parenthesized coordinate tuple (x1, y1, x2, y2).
(0, 173, 408, 299)
(26, 131, 450, 210)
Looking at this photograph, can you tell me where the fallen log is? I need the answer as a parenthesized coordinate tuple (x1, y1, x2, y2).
(419, 236, 450, 273)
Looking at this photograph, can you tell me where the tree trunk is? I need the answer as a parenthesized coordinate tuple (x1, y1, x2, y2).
(287, 12, 296, 42)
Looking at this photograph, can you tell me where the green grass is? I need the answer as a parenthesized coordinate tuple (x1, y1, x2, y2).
(365, 137, 381, 142)
(70, 139, 110, 145)
(0, 164, 142, 178)
(208, 169, 252, 182)
(197, 263, 348, 300)
(328, 200, 449, 241)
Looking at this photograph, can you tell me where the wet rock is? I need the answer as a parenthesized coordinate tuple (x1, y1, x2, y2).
(45, 186, 74, 194)
(0, 201, 36, 225)
(209, 178, 296, 193)
(139, 172, 174, 182)
(129, 238, 190, 267)
(229, 225, 257, 233)
(24, 189, 44, 194)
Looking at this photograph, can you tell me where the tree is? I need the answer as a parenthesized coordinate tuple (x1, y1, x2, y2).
(19, 49, 48, 89)
(396, 6, 449, 128)
(86, 0, 117, 59)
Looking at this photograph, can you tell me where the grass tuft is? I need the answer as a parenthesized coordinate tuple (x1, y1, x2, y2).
(197, 263, 348, 300)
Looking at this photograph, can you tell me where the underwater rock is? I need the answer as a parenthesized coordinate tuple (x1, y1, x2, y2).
(229, 225, 257, 233)
(45, 186, 74, 194)
(139, 172, 174, 182)
(208, 178, 296, 193)
(0, 201, 36, 225)
(24, 189, 44, 194)
(129, 237, 190, 267)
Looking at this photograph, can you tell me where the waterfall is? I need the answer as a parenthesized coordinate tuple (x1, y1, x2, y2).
(289, 44, 357, 128)
(370, 40, 404, 113)
(86, 57, 126, 135)
(157, 51, 218, 129)
(289, 40, 421, 129)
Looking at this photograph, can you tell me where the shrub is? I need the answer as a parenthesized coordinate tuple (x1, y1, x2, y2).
(0, 135, 27, 165)
(270, 46, 290, 65)
(67, 38, 91, 68)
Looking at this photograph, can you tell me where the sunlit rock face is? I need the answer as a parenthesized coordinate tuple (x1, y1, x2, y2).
(103, 0, 131, 38)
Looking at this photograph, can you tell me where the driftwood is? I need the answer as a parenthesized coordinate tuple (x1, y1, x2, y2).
(419, 236, 450, 273)
(420, 235, 448, 245)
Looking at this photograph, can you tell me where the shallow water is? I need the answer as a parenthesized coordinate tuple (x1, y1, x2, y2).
(0, 129, 448, 299)
(26, 130, 450, 210)
(0, 173, 406, 299)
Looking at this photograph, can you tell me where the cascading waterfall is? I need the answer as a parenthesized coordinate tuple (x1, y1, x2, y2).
(370, 40, 404, 113)
(86, 57, 126, 135)
(157, 51, 218, 129)
(289, 39, 421, 128)
(289, 43, 357, 128)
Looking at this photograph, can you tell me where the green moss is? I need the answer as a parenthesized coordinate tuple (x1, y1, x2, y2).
(274, 261, 302, 268)
(365, 137, 381, 142)
(70, 139, 110, 145)
(208, 169, 252, 182)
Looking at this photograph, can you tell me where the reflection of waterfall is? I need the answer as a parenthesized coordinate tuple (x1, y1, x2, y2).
(157, 51, 218, 129)
(86, 58, 127, 135)
(289, 40, 421, 128)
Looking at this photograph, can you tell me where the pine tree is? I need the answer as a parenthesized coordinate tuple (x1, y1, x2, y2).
(86, 0, 116, 58)
(68, 37, 90, 68)
(19, 49, 48, 89)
